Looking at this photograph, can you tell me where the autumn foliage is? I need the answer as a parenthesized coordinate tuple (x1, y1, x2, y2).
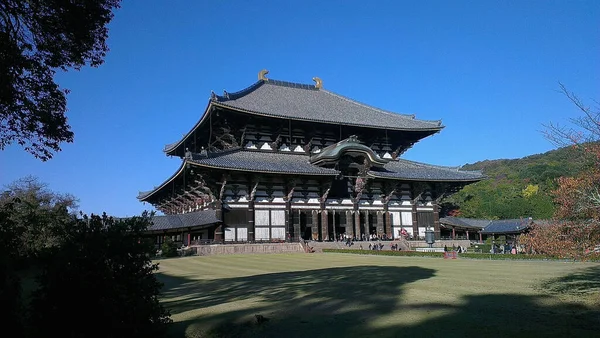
(520, 86, 600, 260)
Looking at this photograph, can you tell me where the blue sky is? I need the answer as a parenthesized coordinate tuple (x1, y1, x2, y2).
(1, 0, 599, 216)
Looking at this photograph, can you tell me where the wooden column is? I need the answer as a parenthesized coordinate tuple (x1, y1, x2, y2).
(247, 200, 255, 242)
(293, 210, 300, 242)
(411, 202, 419, 239)
(376, 211, 384, 237)
(479, 231, 483, 243)
(214, 200, 223, 242)
(433, 202, 441, 240)
(321, 210, 329, 241)
(346, 210, 354, 237)
(452, 227, 456, 240)
(354, 211, 361, 240)
(466, 230, 470, 241)
(285, 200, 291, 242)
(384, 207, 392, 239)
(311, 210, 319, 241)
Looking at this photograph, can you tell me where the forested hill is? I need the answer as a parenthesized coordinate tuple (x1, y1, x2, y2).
(442, 145, 592, 219)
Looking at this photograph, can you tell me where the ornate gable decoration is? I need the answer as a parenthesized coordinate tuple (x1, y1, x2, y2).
(310, 135, 389, 168)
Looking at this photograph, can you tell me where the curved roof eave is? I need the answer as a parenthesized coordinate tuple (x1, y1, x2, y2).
(138, 161, 187, 201)
(163, 100, 214, 156)
(366, 172, 485, 183)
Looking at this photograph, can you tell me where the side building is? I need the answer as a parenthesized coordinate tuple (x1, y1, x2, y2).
(138, 70, 485, 244)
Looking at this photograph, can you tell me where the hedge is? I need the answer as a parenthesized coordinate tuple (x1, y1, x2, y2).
(322, 249, 600, 262)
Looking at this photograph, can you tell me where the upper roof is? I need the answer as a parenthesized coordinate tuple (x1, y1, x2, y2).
(213, 79, 443, 131)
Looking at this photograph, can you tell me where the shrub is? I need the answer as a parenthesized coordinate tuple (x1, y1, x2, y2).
(161, 237, 179, 258)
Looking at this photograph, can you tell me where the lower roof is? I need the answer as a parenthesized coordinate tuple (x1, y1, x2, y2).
(440, 217, 533, 234)
(139, 149, 484, 202)
(148, 210, 220, 232)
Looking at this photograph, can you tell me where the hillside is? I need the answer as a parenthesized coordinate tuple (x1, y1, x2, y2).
(442, 146, 593, 219)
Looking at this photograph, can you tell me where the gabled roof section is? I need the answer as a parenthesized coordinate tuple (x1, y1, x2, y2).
(369, 159, 486, 182)
(212, 79, 444, 131)
(310, 135, 389, 167)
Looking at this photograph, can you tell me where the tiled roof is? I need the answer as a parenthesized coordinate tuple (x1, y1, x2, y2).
(480, 219, 532, 234)
(369, 159, 485, 182)
(189, 149, 339, 175)
(148, 210, 219, 231)
(439, 217, 491, 229)
(213, 79, 443, 131)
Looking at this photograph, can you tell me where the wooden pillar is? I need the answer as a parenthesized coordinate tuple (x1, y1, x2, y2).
(332, 211, 337, 241)
(321, 209, 329, 241)
(466, 230, 470, 241)
(247, 200, 255, 242)
(479, 231, 483, 243)
(411, 202, 419, 239)
(346, 210, 354, 237)
(376, 211, 384, 237)
(293, 209, 300, 242)
(433, 202, 441, 240)
(311, 210, 319, 241)
(285, 201, 291, 242)
(214, 200, 223, 242)
(354, 210, 361, 240)
(452, 227, 456, 240)
(384, 210, 392, 239)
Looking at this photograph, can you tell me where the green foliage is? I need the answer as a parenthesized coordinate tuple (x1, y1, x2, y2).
(443, 146, 592, 219)
(0, 176, 78, 261)
(0, 177, 172, 337)
(161, 237, 179, 258)
(0, 0, 121, 160)
(29, 213, 172, 338)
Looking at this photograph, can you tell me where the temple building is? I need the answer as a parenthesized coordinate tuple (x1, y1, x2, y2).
(138, 70, 485, 244)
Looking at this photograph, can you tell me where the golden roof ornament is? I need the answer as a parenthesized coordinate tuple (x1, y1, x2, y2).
(258, 69, 269, 81)
(312, 77, 323, 89)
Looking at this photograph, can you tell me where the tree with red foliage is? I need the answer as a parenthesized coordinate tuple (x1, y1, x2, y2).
(521, 84, 600, 260)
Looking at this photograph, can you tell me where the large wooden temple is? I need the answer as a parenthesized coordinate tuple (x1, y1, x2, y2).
(138, 70, 484, 244)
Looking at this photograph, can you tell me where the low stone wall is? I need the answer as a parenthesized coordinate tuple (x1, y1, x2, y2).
(409, 239, 472, 249)
(192, 243, 304, 256)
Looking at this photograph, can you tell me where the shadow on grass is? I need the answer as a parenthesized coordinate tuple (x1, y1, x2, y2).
(540, 264, 600, 295)
(158, 265, 435, 337)
(158, 265, 600, 338)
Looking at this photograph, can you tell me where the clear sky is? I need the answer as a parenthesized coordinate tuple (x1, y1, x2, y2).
(1, 0, 598, 216)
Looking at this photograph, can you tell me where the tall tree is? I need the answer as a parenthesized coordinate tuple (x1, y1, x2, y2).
(0, 0, 121, 160)
(521, 84, 600, 259)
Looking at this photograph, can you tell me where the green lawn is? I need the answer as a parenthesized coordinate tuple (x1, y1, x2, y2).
(156, 253, 600, 338)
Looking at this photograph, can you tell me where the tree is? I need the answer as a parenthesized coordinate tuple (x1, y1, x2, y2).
(1, 0, 121, 160)
(0, 176, 78, 261)
(520, 84, 600, 259)
(29, 212, 172, 338)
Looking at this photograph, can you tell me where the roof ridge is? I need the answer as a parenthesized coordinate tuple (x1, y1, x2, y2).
(214, 78, 319, 102)
(396, 158, 482, 173)
(213, 80, 265, 101)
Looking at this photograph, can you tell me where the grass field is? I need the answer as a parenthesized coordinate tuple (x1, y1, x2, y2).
(157, 253, 600, 338)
